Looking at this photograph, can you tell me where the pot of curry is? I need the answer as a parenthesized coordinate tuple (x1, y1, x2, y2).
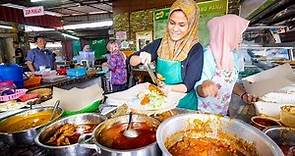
(156, 113, 284, 156)
(34, 113, 104, 156)
(79, 114, 161, 156)
(264, 127, 295, 156)
(0, 106, 63, 145)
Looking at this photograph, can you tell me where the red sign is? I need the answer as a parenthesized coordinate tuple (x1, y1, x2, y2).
(23, 6, 44, 17)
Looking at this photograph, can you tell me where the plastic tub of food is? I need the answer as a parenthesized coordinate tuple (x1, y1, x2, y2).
(66, 68, 86, 78)
(251, 116, 282, 131)
(24, 76, 42, 88)
(280, 105, 295, 127)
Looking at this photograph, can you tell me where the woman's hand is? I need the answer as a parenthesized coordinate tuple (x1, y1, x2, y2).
(197, 80, 219, 97)
(130, 52, 151, 66)
(240, 92, 259, 104)
(161, 84, 173, 93)
(130, 55, 141, 66)
(160, 82, 187, 93)
(139, 52, 151, 65)
(233, 83, 259, 104)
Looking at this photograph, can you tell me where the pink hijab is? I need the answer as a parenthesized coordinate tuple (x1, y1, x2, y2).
(208, 14, 250, 71)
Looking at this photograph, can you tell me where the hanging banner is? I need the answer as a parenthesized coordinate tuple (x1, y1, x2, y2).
(23, 6, 44, 17)
(153, 0, 228, 46)
(89, 39, 107, 59)
(153, 8, 170, 40)
(198, 0, 228, 46)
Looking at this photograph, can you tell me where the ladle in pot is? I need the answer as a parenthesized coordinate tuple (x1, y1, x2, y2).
(123, 112, 138, 138)
(50, 100, 60, 121)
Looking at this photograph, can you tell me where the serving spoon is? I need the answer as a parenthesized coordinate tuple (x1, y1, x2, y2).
(145, 63, 159, 86)
(123, 112, 138, 138)
(50, 100, 60, 121)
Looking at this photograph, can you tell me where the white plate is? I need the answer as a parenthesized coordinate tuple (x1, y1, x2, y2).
(0, 98, 39, 112)
(254, 101, 295, 119)
(261, 92, 295, 103)
(106, 83, 185, 114)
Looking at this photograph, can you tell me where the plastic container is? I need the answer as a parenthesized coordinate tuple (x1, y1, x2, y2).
(66, 67, 86, 77)
(62, 100, 101, 117)
(280, 105, 295, 127)
(0, 81, 15, 89)
(0, 89, 28, 102)
(56, 67, 67, 75)
(0, 64, 23, 88)
(24, 76, 42, 88)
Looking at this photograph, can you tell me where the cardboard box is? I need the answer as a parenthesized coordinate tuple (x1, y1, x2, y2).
(242, 63, 295, 97)
(44, 84, 104, 111)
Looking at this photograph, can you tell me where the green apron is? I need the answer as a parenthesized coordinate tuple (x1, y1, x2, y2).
(157, 57, 198, 110)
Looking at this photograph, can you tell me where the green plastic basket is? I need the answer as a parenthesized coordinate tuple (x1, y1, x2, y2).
(62, 100, 101, 117)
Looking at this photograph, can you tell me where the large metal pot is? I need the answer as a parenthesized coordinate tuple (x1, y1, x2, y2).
(156, 113, 284, 156)
(264, 127, 295, 155)
(0, 106, 63, 145)
(35, 113, 104, 156)
(80, 114, 161, 156)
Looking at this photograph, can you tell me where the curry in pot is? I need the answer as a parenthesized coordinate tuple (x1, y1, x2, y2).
(0, 111, 55, 133)
(165, 119, 257, 156)
(97, 122, 156, 150)
(45, 123, 97, 146)
(169, 137, 246, 156)
(280, 145, 295, 156)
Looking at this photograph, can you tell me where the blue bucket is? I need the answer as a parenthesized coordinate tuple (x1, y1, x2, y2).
(0, 64, 24, 88)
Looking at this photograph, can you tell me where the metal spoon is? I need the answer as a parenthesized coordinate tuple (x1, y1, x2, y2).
(145, 63, 159, 86)
(123, 112, 138, 138)
(50, 100, 60, 121)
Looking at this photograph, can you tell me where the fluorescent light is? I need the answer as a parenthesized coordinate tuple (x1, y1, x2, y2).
(44, 11, 63, 17)
(30, 42, 62, 48)
(25, 25, 55, 32)
(0, 25, 13, 29)
(66, 30, 75, 33)
(46, 42, 62, 48)
(247, 26, 286, 30)
(89, 11, 105, 14)
(62, 20, 113, 30)
(61, 33, 79, 40)
(1, 3, 25, 9)
(31, 0, 44, 2)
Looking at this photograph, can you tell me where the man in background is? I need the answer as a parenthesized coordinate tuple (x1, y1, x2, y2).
(25, 35, 55, 72)
(13, 41, 24, 65)
(79, 44, 95, 67)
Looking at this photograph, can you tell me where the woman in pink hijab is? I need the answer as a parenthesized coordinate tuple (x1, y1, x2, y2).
(195, 14, 258, 115)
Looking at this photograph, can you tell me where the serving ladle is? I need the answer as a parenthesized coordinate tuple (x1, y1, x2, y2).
(50, 100, 60, 121)
(123, 112, 138, 138)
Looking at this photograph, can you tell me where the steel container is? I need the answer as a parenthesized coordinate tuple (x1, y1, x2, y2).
(156, 113, 284, 156)
(35, 113, 104, 156)
(0, 106, 63, 145)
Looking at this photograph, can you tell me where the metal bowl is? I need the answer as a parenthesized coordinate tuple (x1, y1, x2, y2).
(156, 113, 284, 156)
(80, 114, 161, 156)
(35, 113, 104, 156)
(0, 106, 63, 145)
(251, 115, 282, 130)
(264, 127, 295, 155)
